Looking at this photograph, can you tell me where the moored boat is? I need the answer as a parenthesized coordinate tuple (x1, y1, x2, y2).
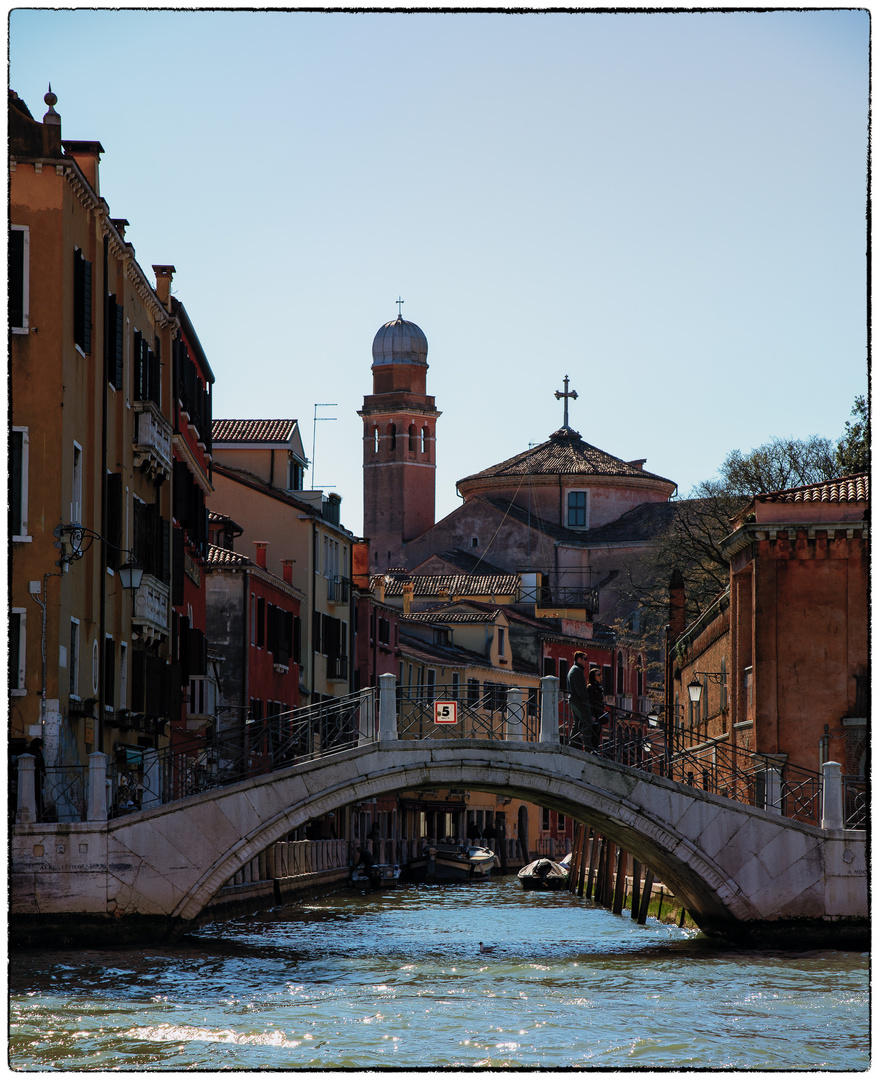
(350, 862, 401, 890)
(518, 858, 569, 891)
(404, 843, 497, 882)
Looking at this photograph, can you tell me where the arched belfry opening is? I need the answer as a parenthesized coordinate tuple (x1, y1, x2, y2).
(358, 306, 441, 572)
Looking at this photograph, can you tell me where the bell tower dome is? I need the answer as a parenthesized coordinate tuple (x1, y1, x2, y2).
(359, 304, 441, 571)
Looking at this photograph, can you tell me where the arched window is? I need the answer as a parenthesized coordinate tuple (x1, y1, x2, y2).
(616, 652, 625, 695)
(637, 655, 644, 697)
(408, 424, 417, 451)
(421, 426, 428, 454)
(373, 426, 379, 454)
(388, 423, 396, 451)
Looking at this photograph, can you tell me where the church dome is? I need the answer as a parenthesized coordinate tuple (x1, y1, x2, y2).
(372, 315, 428, 367)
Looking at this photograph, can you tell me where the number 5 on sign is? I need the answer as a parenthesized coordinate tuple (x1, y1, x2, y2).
(434, 701, 458, 725)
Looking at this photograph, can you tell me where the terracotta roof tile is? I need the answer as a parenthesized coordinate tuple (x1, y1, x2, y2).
(760, 473, 869, 505)
(401, 610, 503, 624)
(212, 419, 299, 444)
(373, 573, 519, 597)
(459, 429, 674, 486)
(206, 543, 252, 568)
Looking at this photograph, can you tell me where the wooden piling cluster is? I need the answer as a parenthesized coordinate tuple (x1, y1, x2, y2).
(566, 823, 684, 927)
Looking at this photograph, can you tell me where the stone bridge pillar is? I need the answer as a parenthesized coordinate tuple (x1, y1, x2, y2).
(820, 760, 844, 830)
(16, 754, 35, 824)
(87, 753, 108, 822)
(379, 673, 398, 739)
(539, 676, 560, 744)
(506, 687, 524, 741)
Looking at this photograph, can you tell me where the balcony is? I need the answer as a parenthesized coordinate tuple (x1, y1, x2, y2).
(327, 576, 350, 605)
(132, 573, 170, 643)
(133, 400, 173, 479)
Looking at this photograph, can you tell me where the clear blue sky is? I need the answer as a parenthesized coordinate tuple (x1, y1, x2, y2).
(10, 8, 869, 533)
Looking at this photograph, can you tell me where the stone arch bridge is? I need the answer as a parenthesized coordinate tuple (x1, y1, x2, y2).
(11, 739, 867, 948)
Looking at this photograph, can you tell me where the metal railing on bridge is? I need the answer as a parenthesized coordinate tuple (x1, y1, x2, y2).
(12, 676, 866, 832)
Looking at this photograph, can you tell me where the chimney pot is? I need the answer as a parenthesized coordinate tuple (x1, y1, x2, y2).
(152, 265, 176, 306)
(253, 541, 269, 569)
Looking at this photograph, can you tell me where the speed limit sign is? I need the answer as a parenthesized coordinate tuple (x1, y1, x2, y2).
(434, 701, 458, 724)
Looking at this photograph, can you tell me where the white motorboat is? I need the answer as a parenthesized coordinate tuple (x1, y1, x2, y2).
(404, 843, 497, 882)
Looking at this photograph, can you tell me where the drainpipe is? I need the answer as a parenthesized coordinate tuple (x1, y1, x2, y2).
(29, 572, 61, 764)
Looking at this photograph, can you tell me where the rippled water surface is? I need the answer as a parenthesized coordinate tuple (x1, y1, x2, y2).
(9, 877, 869, 1070)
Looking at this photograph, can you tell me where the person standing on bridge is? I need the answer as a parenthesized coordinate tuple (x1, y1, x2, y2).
(566, 652, 594, 750)
(587, 667, 608, 750)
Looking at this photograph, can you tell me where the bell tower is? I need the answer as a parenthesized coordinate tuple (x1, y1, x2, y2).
(359, 305, 441, 571)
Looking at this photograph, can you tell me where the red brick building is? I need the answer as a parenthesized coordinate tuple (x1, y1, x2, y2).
(671, 473, 869, 778)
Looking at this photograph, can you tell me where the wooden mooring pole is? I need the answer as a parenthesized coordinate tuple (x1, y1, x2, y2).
(612, 847, 627, 915)
(576, 826, 589, 897)
(630, 858, 641, 920)
(567, 823, 584, 893)
(637, 869, 654, 925)
(583, 830, 595, 898)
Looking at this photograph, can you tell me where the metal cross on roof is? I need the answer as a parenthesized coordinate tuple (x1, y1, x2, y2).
(396, 296, 405, 318)
(554, 375, 578, 429)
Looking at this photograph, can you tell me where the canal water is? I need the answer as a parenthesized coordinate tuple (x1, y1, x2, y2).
(9, 877, 869, 1071)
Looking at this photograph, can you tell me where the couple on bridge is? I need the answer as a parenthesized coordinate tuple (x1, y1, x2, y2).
(567, 652, 607, 751)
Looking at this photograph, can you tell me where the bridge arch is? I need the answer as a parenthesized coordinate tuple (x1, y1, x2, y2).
(164, 742, 797, 935)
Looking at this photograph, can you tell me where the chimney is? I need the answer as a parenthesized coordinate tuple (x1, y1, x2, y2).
(280, 559, 294, 585)
(253, 541, 269, 569)
(111, 218, 129, 239)
(351, 541, 371, 589)
(153, 265, 176, 308)
(41, 85, 61, 158)
(61, 138, 105, 194)
(402, 581, 415, 615)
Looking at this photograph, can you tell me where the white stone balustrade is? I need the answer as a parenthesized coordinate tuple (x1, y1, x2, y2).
(132, 401, 173, 477)
(133, 574, 170, 635)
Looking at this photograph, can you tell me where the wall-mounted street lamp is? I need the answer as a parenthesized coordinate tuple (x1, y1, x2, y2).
(55, 523, 144, 594)
(687, 672, 726, 705)
(116, 560, 144, 596)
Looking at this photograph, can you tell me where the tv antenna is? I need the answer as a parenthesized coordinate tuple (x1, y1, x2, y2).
(311, 402, 338, 489)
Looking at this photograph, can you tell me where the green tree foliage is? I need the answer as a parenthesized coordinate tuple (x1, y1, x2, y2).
(836, 394, 869, 475)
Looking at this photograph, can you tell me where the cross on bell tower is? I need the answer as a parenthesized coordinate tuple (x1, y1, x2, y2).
(554, 375, 578, 430)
